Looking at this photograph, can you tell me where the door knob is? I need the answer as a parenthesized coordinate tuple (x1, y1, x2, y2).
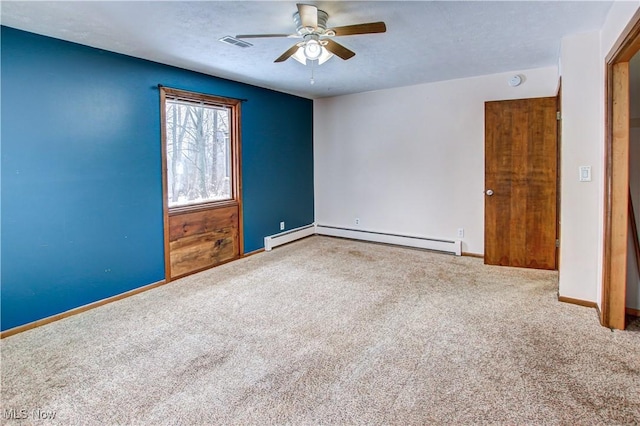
(486, 189, 494, 196)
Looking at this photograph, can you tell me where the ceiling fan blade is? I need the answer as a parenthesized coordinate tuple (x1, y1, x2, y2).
(330, 22, 387, 36)
(274, 44, 301, 63)
(324, 39, 356, 60)
(297, 3, 318, 29)
(236, 33, 292, 39)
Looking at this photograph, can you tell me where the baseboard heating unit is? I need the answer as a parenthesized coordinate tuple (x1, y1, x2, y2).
(264, 224, 316, 251)
(315, 225, 462, 256)
(264, 224, 461, 255)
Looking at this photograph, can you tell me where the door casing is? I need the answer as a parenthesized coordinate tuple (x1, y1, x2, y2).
(602, 9, 640, 329)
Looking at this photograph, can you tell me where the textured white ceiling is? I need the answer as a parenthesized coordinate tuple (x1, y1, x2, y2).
(1, 1, 613, 99)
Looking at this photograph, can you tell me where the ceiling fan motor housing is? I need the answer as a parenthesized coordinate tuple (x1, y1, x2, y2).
(294, 9, 329, 35)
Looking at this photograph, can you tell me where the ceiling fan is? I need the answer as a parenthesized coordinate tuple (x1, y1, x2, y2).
(236, 3, 386, 65)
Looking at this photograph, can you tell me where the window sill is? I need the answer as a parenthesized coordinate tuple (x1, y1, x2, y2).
(168, 199, 238, 216)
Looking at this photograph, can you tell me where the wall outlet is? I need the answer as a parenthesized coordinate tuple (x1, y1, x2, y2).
(355, 218, 360, 226)
(280, 221, 285, 231)
(457, 228, 464, 238)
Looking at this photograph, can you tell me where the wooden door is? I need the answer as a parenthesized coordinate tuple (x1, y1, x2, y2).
(484, 97, 558, 270)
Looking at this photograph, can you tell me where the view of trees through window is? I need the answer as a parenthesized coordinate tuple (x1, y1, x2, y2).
(166, 99, 231, 208)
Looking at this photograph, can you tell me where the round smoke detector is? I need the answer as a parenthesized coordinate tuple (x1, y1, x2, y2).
(509, 75, 523, 87)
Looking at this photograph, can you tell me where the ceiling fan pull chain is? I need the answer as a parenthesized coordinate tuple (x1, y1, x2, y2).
(310, 60, 315, 85)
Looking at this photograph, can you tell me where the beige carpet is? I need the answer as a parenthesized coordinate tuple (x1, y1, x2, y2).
(1, 236, 639, 425)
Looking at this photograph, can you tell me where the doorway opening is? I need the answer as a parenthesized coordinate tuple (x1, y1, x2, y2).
(602, 10, 640, 330)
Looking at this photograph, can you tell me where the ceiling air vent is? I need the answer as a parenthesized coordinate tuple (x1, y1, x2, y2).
(219, 36, 253, 48)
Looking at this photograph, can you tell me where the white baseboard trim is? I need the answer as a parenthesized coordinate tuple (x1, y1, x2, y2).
(264, 224, 316, 251)
(315, 224, 462, 256)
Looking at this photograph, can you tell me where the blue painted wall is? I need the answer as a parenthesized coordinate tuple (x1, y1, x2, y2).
(1, 26, 314, 331)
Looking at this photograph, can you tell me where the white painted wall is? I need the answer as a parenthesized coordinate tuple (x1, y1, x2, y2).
(314, 66, 558, 255)
(314, 1, 638, 312)
(601, 1, 640, 59)
(558, 31, 603, 303)
(557, 2, 640, 306)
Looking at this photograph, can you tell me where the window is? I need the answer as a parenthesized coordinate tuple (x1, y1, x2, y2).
(160, 87, 240, 210)
(160, 87, 242, 279)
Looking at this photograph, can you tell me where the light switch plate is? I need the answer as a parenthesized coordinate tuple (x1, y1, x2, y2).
(579, 166, 591, 182)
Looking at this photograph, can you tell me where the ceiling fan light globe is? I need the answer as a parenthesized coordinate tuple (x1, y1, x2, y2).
(303, 40, 323, 60)
(318, 48, 333, 65)
(291, 47, 307, 65)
